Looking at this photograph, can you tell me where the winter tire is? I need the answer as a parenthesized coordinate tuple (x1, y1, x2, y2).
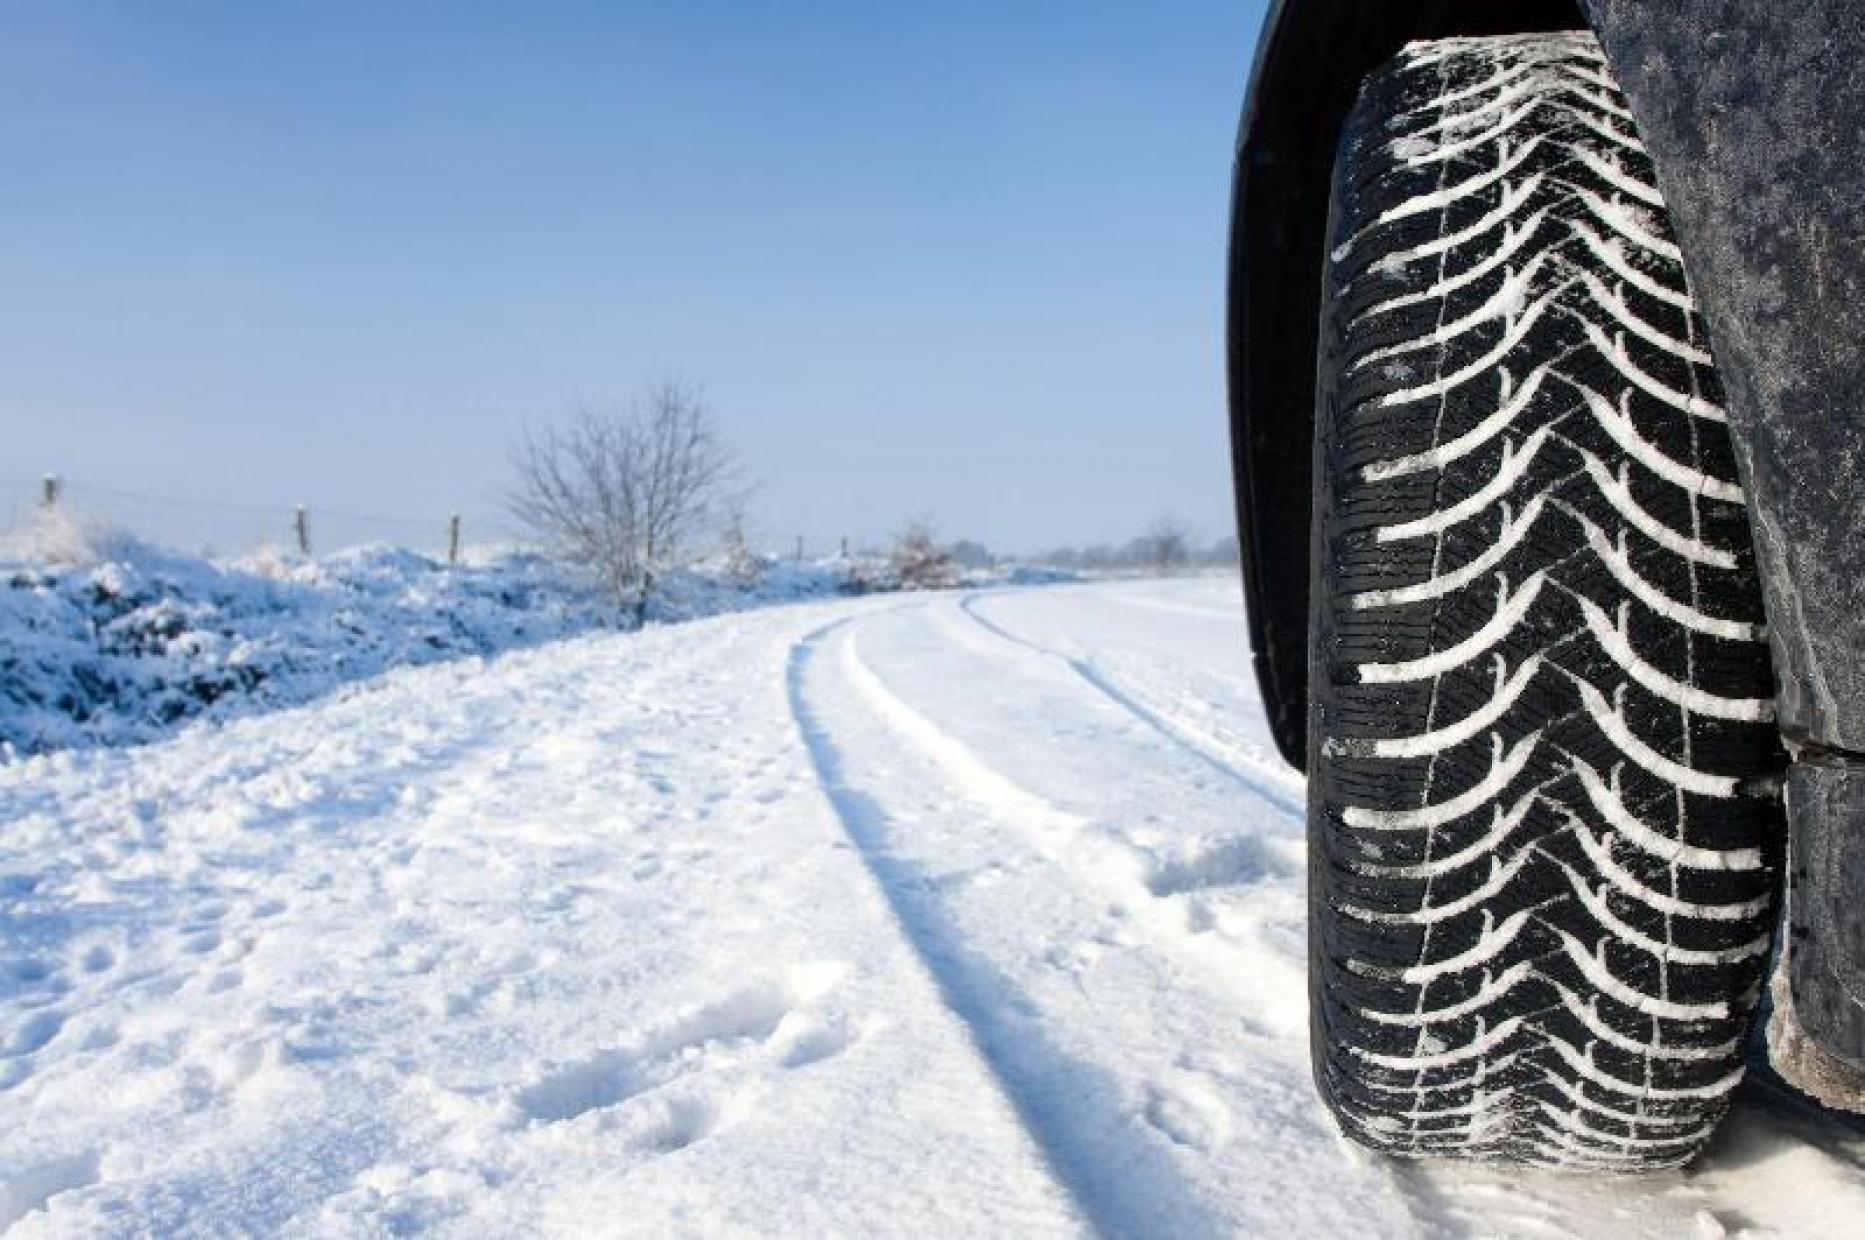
(1308, 32, 1785, 1169)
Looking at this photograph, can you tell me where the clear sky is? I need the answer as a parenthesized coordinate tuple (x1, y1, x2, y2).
(1, 1, 1268, 555)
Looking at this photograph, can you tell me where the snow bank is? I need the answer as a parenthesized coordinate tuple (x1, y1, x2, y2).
(0, 517, 1073, 758)
(0, 528, 606, 756)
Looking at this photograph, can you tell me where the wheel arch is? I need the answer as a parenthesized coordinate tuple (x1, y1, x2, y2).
(1226, 0, 1586, 771)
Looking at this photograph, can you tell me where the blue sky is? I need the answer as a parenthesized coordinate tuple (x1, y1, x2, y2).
(1, 2, 1268, 554)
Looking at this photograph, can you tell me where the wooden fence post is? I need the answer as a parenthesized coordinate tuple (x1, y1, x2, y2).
(448, 514, 461, 565)
(295, 506, 311, 556)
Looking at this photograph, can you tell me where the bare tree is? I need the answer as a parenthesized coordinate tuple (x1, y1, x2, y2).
(1136, 518, 1191, 576)
(509, 379, 739, 621)
(719, 500, 766, 588)
(892, 514, 957, 590)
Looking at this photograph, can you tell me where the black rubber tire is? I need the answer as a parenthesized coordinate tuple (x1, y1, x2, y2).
(1308, 32, 1786, 1170)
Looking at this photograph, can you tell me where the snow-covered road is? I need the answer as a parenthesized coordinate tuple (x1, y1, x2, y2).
(4, 580, 1863, 1237)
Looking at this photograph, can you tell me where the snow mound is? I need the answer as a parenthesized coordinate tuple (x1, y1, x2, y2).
(0, 522, 1073, 758)
(0, 534, 613, 756)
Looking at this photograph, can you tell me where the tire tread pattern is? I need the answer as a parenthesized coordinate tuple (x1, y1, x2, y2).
(1308, 32, 1785, 1170)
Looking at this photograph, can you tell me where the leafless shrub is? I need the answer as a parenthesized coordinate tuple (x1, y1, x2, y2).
(719, 502, 766, 588)
(509, 379, 740, 621)
(892, 515, 957, 590)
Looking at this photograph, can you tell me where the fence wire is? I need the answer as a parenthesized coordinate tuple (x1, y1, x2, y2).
(0, 476, 870, 564)
(0, 476, 524, 560)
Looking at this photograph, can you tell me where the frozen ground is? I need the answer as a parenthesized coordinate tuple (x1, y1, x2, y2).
(2, 579, 1862, 1237)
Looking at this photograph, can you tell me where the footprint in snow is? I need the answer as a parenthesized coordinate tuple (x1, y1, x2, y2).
(1143, 834, 1299, 898)
(770, 1010, 855, 1070)
(516, 962, 853, 1126)
(2, 957, 57, 989)
(1142, 1075, 1234, 1154)
(638, 1090, 744, 1153)
(515, 1047, 641, 1123)
(3, 1010, 66, 1058)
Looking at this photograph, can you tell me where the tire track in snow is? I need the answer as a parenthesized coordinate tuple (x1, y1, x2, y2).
(792, 608, 1428, 1238)
(957, 594, 1304, 820)
(837, 614, 1290, 1005)
(850, 603, 1321, 1042)
(785, 619, 1237, 1239)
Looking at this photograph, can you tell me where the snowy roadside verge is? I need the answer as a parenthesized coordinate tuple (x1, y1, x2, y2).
(0, 521, 1072, 758)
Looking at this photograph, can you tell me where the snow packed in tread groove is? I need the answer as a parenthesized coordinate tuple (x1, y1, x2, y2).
(1309, 31, 1787, 1170)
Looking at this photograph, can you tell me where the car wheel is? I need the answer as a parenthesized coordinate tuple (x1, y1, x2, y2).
(1307, 30, 1785, 1169)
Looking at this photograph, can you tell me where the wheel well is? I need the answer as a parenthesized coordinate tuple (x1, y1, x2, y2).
(1226, 0, 1586, 770)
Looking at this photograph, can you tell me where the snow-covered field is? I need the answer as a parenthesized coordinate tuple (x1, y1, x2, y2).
(3, 579, 1863, 1237)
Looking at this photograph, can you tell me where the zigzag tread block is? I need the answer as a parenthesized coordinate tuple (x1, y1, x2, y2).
(1307, 31, 1786, 1170)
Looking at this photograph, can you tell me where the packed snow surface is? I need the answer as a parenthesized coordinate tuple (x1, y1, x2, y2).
(3, 579, 1862, 1236)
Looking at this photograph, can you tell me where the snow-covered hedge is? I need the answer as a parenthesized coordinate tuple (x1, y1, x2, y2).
(0, 529, 608, 756)
(0, 517, 1072, 757)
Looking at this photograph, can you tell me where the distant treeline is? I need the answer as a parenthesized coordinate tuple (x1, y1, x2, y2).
(942, 521, 1241, 574)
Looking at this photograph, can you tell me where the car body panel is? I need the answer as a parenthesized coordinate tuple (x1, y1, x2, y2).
(1582, 1, 1865, 759)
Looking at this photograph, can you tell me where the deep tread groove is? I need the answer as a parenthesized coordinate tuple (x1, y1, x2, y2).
(1307, 32, 1785, 1171)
